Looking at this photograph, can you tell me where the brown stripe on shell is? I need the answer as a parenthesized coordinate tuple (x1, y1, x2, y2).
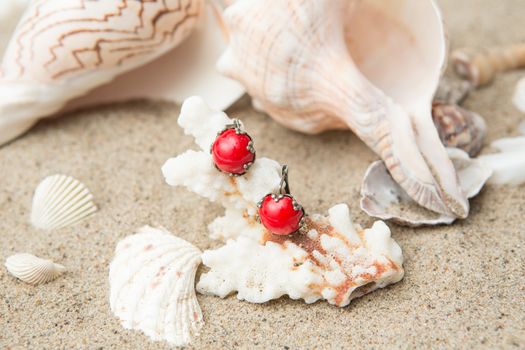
(3, 0, 202, 80)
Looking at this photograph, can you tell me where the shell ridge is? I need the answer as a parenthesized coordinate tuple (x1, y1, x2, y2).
(43, 197, 97, 228)
(38, 175, 75, 217)
(114, 250, 186, 328)
(125, 251, 195, 336)
(5, 253, 65, 285)
(110, 244, 196, 311)
(141, 249, 201, 339)
(109, 227, 203, 347)
(30, 175, 97, 230)
(161, 253, 201, 343)
(166, 258, 202, 339)
(38, 177, 83, 220)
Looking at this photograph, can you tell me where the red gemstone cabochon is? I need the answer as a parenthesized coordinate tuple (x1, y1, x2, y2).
(212, 128, 255, 175)
(259, 195, 304, 235)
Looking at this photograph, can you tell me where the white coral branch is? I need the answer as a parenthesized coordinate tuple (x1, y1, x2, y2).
(162, 96, 281, 235)
(162, 96, 404, 307)
(198, 204, 404, 306)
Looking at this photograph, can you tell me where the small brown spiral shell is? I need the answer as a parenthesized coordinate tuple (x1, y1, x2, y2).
(432, 102, 487, 157)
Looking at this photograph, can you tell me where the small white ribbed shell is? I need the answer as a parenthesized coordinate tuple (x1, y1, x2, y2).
(31, 175, 97, 230)
(5, 253, 66, 285)
(109, 226, 203, 347)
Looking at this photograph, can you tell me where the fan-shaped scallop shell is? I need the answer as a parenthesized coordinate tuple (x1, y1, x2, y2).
(31, 174, 97, 230)
(5, 253, 66, 285)
(109, 226, 203, 347)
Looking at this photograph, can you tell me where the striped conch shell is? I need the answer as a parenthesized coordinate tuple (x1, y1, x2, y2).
(217, 0, 471, 221)
(5, 253, 66, 285)
(0, 0, 244, 145)
(162, 96, 404, 306)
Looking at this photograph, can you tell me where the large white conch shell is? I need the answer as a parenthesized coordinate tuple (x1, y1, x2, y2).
(0, 0, 244, 145)
(162, 96, 404, 306)
(5, 253, 66, 285)
(218, 0, 469, 221)
(109, 226, 203, 347)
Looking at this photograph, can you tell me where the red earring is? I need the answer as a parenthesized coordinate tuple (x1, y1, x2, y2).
(211, 119, 256, 176)
(258, 165, 305, 236)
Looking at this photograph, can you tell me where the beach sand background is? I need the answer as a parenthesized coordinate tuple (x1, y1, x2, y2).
(1, 0, 524, 348)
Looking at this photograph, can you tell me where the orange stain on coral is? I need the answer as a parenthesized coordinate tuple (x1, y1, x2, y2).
(261, 216, 329, 266)
(223, 176, 242, 197)
(261, 215, 400, 306)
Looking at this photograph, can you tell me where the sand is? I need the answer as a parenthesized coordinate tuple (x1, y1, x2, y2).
(1, 0, 524, 349)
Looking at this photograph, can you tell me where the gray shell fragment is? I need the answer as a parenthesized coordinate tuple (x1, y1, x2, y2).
(360, 149, 492, 227)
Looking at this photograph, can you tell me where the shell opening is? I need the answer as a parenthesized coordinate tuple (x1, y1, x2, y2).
(345, 0, 446, 109)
